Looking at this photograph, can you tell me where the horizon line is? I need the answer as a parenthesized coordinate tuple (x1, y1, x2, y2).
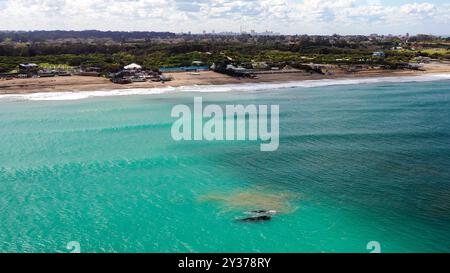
(0, 29, 448, 37)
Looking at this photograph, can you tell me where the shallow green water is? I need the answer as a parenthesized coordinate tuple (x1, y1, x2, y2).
(0, 80, 449, 253)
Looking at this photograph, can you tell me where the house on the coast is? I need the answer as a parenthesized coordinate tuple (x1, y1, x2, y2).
(252, 61, 268, 69)
(19, 63, 39, 77)
(19, 63, 39, 70)
(397, 62, 424, 70)
(159, 66, 209, 72)
(124, 63, 142, 71)
(413, 56, 432, 63)
(192, 61, 204, 66)
(372, 51, 385, 58)
(79, 67, 101, 77)
(111, 63, 163, 84)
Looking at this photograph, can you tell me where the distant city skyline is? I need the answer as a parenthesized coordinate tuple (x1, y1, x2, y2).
(0, 0, 449, 35)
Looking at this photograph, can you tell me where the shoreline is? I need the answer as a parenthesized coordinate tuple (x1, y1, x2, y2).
(1, 63, 450, 98)
(1, 73, 450, 101)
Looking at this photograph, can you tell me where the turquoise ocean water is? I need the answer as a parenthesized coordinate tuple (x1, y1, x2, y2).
(0, 79, 449, 253)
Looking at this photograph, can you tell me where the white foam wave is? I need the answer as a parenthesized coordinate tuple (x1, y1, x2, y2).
(1, 73, 450, 101)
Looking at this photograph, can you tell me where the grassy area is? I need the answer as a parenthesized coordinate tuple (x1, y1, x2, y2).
(1, 37, 450, 74)
(38, 63, 75, 70)
(419, 48, 449, 56)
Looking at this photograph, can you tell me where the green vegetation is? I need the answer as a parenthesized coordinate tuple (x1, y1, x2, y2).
(1, 31, 449, 74)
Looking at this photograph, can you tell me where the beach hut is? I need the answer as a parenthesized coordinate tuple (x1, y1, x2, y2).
(124, 63, 142, 70)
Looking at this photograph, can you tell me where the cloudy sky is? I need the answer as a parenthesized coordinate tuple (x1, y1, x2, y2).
(0, 0, 448, 35)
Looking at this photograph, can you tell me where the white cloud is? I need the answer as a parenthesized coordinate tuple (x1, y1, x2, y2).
(0, 0, 448, 34)
(400, 2, 435, 15)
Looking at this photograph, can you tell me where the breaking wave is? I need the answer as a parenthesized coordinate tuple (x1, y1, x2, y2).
(1, 73, 450, 101)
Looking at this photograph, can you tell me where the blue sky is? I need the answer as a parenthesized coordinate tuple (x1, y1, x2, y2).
(0, 0, 448, 35)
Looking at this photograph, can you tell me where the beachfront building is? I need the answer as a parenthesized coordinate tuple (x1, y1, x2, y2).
(19, 63, 39, 70)
(252, 61, 268, 69)
(192, 61, 204, 66)
(79, 67, 101, 77)
(159, 66, 209, 73)
(373, 51, 385, 58)
(111, 64, 162, 84)
(413, 56, 432, 63)
(124, 63, 142, 71)
(19, 63, 39, 77)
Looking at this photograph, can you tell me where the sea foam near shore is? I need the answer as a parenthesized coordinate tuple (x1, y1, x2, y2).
(1, 73, 450, 101)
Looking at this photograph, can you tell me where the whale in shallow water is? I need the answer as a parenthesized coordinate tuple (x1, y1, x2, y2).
(237, 215, 272, 222)
(244, 210, 277, 215)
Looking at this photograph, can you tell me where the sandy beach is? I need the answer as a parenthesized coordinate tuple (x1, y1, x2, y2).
(1, 63, 450, 95)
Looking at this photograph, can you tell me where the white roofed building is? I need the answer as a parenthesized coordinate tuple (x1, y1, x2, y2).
(124, 63, 142, 70)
